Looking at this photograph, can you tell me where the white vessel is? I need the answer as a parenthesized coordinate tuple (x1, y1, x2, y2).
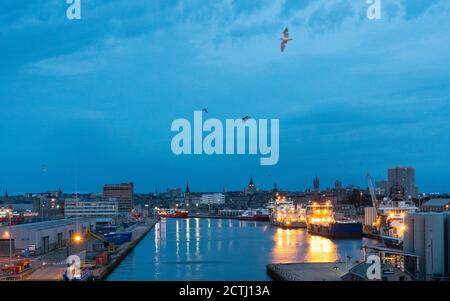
(269, 194, 306, 229)
(377, 185, 419, 249)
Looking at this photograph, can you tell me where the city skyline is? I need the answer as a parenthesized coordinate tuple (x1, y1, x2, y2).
(1, 0, 450, 193)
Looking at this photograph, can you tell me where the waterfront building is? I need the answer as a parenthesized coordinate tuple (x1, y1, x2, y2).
(201, 193, 225, 205)
(387, 166, 418, 199)
(0, 218, 96, 255)
(218, 209, 245, 217)
(31, 196, 63, 220)
(375, 180, 388, 196)
(64, 198, 118, 226)
(420, 199, 450, 212)
(103, 183, 134, 215)
(189, 195, 202, 207)
(225, 193, 249, 209)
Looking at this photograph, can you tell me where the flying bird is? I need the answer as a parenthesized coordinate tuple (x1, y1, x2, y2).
(201, 108, 208, 113)
(280, 27, 293, 52)
(242, 116, 251, 122)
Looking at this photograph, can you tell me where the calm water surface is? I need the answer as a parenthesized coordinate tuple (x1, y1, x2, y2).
(108, 218, 378, 281)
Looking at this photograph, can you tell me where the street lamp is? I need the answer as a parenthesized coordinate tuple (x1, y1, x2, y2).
(66, 233, 83, 257)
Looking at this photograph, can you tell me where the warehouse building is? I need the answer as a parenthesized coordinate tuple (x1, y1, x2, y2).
(421, 199, 450, 212)
(0, 218, 96, 256)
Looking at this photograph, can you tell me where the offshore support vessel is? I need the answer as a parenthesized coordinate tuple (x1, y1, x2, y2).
(306, 201, 362, 239)
(268, 194, 307, 229)
(377, 185, 419, 249)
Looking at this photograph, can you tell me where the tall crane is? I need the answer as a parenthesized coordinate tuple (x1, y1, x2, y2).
(366, 173, 378, 208)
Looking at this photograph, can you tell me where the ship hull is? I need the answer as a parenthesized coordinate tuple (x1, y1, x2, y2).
(237, 216, 255, 221)
(381, 235, 403, 250)
(159, 212, 189, 218)
(271, 220, 306, 229)
(254, 215, 270, 222)
(307, 222, 362, 239)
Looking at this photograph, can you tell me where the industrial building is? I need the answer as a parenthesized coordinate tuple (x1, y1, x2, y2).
(0, 218, 96, 256)
(421, 199, 450, 212)
(404, 212, 450, 280)
(64, 198, 118, 225)
(103, 183, 134, 215)
(200, 193, 226, 205)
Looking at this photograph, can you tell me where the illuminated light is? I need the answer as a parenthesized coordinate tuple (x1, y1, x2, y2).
(3, 231, 10, 239)
(73, 234, 83, 244)
(389, 212, 395, 218)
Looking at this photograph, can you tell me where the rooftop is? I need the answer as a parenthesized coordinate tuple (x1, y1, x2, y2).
(422, 199, 450, 207)
(10, 218, 95, 231)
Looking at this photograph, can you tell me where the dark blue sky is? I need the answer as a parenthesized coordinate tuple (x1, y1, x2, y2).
(1, 0, 449, 194)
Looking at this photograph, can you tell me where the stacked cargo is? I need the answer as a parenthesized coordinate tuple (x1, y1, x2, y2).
(104, 232, 132, 245)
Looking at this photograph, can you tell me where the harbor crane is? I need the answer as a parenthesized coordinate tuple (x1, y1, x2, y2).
(366, 173, 378, 208)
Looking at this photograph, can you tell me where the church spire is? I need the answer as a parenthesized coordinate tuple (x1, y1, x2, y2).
(185, 182, 191, 194)
(246, 176, 256, 195)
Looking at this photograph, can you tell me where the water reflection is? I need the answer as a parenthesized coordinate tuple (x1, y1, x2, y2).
(272, 228, 303, 263)
(272, 227, 339, 263)
(305, 235, 338, 262)
(109, 218, 375, 281)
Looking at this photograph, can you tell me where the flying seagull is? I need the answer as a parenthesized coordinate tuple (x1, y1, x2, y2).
(242, 116, 251, 122)
(280, 27, 292, 52)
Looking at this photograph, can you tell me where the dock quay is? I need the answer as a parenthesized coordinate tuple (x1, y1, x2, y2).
(267, 262, 354, 281)
(1, 218, 160, 281)
(93, 218, 159, 280)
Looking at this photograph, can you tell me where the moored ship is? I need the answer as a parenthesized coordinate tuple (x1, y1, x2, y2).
(254, 209, 271, 222)
(376, 185, 418, 249)
(306, 201, 362, 239)
(237, 209, 271, 221)
(269, 196, 306, 229)
(237, 209, 256, 221)
(158, 208, 189, 218)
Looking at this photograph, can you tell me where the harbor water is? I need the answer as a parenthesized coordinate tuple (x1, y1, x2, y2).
(108, 218, 378, 281)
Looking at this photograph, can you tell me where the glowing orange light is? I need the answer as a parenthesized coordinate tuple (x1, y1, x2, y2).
(73, 234, 82, 244)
